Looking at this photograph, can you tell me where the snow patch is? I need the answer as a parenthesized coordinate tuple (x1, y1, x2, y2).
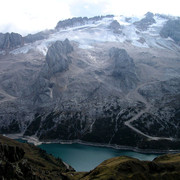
(0, 50, 6, 55)
(10, 45, 32, 55)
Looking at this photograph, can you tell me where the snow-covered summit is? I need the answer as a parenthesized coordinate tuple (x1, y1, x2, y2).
(9, 12, 180, 55)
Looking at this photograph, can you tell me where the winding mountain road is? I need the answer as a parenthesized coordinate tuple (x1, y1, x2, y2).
(124, 84, 175, 141)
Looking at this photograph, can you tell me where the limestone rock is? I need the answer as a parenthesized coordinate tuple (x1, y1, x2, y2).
(45, 39, 73, 75)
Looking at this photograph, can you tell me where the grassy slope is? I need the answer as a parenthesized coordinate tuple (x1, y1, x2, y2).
(65, 154, 180, 180)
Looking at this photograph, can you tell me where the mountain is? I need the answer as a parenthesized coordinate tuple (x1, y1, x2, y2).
(0, 12, 180, 151)
(1, 135, 180, 180)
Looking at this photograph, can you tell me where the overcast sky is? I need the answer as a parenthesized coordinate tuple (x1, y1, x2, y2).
(0, 0, 179, 35)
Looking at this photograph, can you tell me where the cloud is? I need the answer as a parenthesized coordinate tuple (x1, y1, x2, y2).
(103, 0, 180, 16)
(68, 0, 109, 17)
(0, 0, 72, 35)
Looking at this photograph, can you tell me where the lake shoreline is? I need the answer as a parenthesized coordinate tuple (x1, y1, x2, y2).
(5, 133, 180, 154)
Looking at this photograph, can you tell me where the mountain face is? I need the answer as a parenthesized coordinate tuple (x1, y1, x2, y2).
(0, 12, 180, 151)
(160, 18, 180, 45)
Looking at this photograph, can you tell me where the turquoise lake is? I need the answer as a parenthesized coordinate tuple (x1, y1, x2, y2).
(38, 143, 160, 171)
(16, 139, 160, 171)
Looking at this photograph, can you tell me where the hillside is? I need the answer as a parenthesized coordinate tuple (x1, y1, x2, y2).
(65, 154, 180, 180)
(0, 135, 74, 180)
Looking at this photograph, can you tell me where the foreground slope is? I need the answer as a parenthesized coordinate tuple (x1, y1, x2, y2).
(0, 135, 74, 180)
(1, 135, 180, 180)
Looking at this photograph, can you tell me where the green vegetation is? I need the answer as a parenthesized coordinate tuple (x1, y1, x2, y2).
(66, 154, 180, 180)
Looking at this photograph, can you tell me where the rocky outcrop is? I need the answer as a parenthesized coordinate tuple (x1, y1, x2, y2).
(0, 32, 24, 50)
(160, 18, 180, 45)
(45, 39, 73, 76)
(108, 20, 122, 34)
(109, 47, 138, 89)
(134, 12, 155, 31)
(56, 17, 89, 30)
(30, 39, 74, 105)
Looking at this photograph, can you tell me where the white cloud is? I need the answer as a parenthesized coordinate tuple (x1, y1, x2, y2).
(0, 0, 179, 35)
(0, 0, 72, 35)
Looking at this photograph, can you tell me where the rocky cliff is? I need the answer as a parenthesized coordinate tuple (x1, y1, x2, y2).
(109, 47, 138, 89)
(45, 39, 73, 76)
(134, 12, 156, 31)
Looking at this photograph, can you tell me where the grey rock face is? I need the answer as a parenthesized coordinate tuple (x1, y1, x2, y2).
(108, 48, 138, 90)
(24, 30, 53, 43)
(109, 48, 136, 75)
(31, 39, 74, 105)
(0, 32, 24, 50)
(108, 20, 122, 34)
(134, 12, 155, 31)
(45, 39, 73, 75)
(109, 47, 138, 89)
(160, 18, 180, 45)
(56, 17, 89, 30)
